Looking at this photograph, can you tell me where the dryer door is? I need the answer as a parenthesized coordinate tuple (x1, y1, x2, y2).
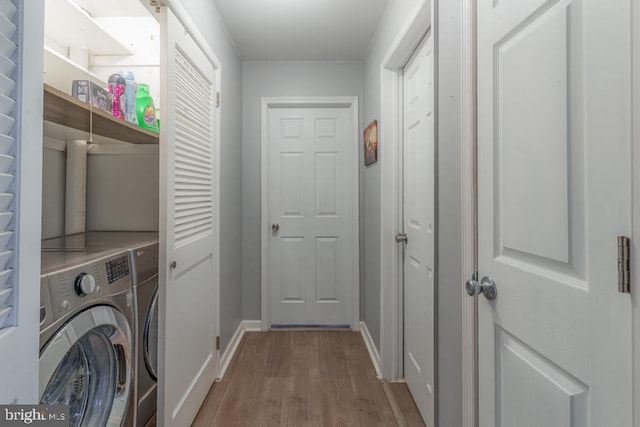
(39, 306, 133, 427)
(143, 285, 159, 381)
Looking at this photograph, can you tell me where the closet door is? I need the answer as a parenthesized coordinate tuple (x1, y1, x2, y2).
(158, 6, 220, 426)
(0, 0, 44, 404)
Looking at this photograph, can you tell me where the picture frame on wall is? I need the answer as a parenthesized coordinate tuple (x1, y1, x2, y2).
(364, 120, 378, 166)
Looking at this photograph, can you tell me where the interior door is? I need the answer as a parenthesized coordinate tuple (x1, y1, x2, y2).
(476, 0, 632, 425)
(402, 32, 434, 427)
(0, 0, 43, 404)
(267, 106, 354, 327)
(158, 6, 220, 426)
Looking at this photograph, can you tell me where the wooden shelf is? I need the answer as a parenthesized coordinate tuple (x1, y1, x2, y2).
(43, 84, 159, 145)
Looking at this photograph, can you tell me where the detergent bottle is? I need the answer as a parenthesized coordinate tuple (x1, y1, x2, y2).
(136, 84, 159, 133)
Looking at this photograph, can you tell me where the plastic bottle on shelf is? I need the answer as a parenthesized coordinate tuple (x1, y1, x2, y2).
(108, 73, 126, 120)
(119, 71, 138, 125)
(136, 84, 159, 133)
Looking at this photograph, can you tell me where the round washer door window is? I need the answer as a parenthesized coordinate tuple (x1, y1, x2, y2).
(40, 306, 133, 427)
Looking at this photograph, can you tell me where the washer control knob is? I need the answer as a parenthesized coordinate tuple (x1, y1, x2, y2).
(61, 300, 71, 311)
(74, 273, 96, 296)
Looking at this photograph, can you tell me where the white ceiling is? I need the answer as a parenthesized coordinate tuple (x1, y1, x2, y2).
(213, 0, 390, 61)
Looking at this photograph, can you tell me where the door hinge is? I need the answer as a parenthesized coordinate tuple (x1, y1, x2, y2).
(618, 236, 630, 294)
(216, 92, 220, 108)
(216, 335, 220, 350)
(149, 0, 160, 13)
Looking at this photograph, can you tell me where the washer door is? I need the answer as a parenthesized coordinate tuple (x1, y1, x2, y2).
(39, 305, 133, 427)
(143, 285, 158, 381)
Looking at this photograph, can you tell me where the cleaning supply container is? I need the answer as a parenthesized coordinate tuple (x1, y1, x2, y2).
(108, 73, 126, 120)
(136, 84, 159, 133)
(120, 71, 138, 125)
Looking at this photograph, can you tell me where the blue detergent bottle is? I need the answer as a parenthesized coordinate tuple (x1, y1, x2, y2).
(120, 71, 138, 125)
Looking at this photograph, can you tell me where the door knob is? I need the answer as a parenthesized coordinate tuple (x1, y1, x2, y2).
(395, 233, 408, 243)
(170, 260, 177, 270)
(272, 223, 280, 233)
(465, 276, 497, 301)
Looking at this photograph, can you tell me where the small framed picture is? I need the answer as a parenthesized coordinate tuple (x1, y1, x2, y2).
(364, 120, 378, 166)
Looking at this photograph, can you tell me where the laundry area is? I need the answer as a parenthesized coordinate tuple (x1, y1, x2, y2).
(39, 1, 161, 425)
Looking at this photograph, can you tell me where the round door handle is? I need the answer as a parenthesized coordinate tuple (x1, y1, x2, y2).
(465, 276, 497, 301)
(272, 223, 280, 233)
(170, 260, 177, 270)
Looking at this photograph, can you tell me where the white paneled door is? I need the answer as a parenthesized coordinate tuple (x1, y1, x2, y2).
(402, 32, 434, 427)
(159, 7, 220, 426)
(477, 0, 632, 425)
(266, 104, 357, 327)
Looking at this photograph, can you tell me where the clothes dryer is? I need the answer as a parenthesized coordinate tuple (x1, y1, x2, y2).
(128, 242, 159, 427)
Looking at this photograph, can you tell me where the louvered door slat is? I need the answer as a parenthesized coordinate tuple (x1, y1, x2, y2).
(173, 48, 215, 247)
(0, 0, 17, 333)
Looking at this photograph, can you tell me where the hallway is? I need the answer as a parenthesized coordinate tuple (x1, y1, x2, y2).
(191, 331, 424, 426)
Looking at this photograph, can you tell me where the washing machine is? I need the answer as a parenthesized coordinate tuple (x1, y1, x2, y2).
(39, 248, 136, 427)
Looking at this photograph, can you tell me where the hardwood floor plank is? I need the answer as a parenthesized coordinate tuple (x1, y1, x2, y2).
(248, 377, 291, 426)
(285, 366, 311, 425)
(265, 331, 294, 378)
(388, 382, 426, 427)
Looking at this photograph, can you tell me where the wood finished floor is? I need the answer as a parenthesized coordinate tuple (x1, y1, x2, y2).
(192, 331, 425, 427)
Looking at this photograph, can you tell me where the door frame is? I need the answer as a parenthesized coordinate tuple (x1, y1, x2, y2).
(460, 0, 477, 426)
(378, 0, 431, 380)
(260, 96, 360, 330)
(633, 0, 640, 424)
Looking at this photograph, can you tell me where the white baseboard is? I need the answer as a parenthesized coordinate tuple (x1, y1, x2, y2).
(219, 320, 262, 379)
(243, 320, 262, 331)
(360, 321, 382, 379)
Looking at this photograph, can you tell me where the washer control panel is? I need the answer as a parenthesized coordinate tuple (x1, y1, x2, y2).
(106, 256, 130, 284)
(45, 252, 132, 322)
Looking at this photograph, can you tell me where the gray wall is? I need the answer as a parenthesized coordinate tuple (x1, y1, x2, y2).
(241, 61, 364, 320)
(41, 146, 65, 239)
(178, 0, 244, 353)
(86, 150, 159, 231)
(361, 0, 427, 353)
(362, 0, 463, 425)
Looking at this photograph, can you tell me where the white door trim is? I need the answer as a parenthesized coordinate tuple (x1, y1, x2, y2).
(379, 0, 431, 381)
(260, 96, 360, 330)
(633, 0, 640, 424)
(460, 0, 477, 426)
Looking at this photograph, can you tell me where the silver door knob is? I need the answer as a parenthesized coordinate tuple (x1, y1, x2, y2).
(465, 276, 497, 301)
(395, 233, 408, 243)
(272, 223, 280, 233)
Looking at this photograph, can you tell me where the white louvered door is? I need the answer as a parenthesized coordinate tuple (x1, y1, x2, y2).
(158, 7, 220, 426)
(0, 0, 44, 403)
